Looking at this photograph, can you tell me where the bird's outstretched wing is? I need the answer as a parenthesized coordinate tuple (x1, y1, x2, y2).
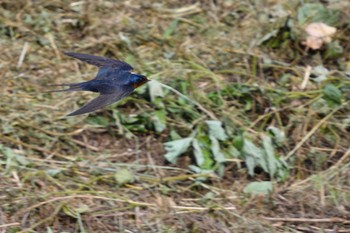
(67, 86, 134, 116)
(64, 52, 133, 71)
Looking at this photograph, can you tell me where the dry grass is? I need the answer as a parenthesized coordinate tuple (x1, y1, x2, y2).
(1, 0, 350, 232)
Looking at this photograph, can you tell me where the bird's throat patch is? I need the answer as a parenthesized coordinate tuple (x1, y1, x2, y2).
(133, 79, 149, 88)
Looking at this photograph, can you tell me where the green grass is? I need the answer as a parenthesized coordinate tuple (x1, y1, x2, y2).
(1, 0, 350, 232)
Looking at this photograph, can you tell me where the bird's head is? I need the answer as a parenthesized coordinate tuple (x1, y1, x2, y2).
(130, 73, 150, 88)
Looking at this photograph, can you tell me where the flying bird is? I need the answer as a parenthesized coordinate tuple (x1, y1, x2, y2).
(51, 52, 149, 116)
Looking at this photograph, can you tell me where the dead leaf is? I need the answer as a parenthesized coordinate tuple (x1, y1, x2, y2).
(304, 22, 337, 50)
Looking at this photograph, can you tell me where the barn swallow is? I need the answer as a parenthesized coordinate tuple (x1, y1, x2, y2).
(51, 52, 149, 116)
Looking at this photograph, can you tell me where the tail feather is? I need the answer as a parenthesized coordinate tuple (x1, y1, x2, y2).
(48, 82, 84, 92)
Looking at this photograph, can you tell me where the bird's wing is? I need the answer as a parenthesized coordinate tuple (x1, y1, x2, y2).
(93, 66, 129, 81)
(67, 87, 134, 116)
(64, 52, 133, 71)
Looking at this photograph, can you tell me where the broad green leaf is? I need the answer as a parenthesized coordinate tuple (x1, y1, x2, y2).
(115, 169, 135, 186)
(245, 155, 256, 176)
(267, 126, 286, 145)
(170, 130, 181, 140)
(262, 135, 277, 177)
(224, 144, 240, 158)
(195, 132, 215, 169)
(243, 139, 262, 155)
(206, 120, 227, 141)
(164, 137, 192, 163)
(242, 139, 268, 175)
(297, 3, 340, 25)
(199, 140, 215, 170)
(233, 135, 244, 150)
(192, 139, 204, 166)
(209, 136, 225, 163)
(323, 84, 342, 105)
(243, 181, 273, 196)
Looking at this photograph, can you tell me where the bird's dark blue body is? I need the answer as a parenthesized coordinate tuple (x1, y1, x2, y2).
(51, 52, 149, 116)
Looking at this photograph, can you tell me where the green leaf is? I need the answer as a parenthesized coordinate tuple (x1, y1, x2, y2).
(242, 140, 267, 176)
(164, 137, 193, 163)
(262, 135, 278, 177)
(225, 144, 240, 158)
(267, 126, 286, 145)
(297, 3, 340, 25)
(233, 135, 244, 150)
(170, 130, 181, 140)
(115, 169, 135, 186)
(209, 136, 225, 164)
(195, 131, 215, 169)
(192, 139, 204, 166)
(323, 84, 342, 105)
(197, 138, 215, 170)
(245, 155, 256, 176)
(206, 120, 227, 141)
(243, 181, 273, 196)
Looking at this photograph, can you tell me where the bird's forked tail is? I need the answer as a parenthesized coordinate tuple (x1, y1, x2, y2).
(47, 82, 84, 92)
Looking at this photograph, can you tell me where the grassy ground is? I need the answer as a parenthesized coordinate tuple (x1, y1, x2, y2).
(1, 0, 350, 232)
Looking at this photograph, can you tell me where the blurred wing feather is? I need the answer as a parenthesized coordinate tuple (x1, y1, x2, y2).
(64, 52, 133, 71)
(67, 88, 133, 116)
